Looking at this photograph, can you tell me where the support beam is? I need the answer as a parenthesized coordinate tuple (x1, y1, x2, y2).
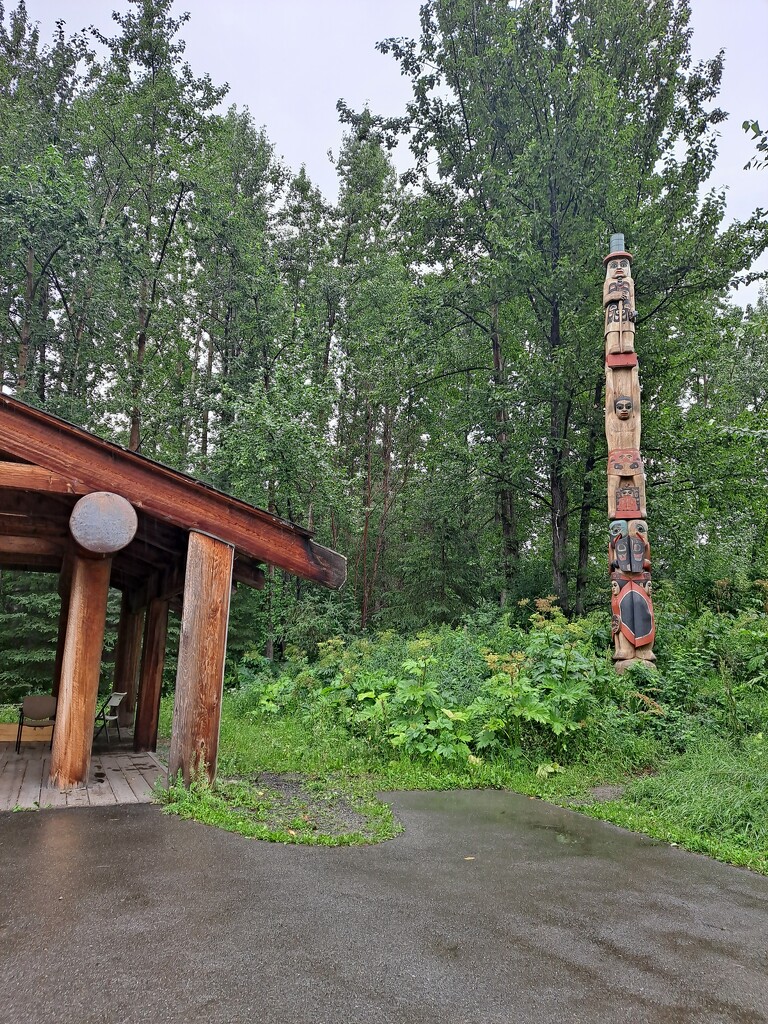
(134, 597, 169, 752)
(168, 532, 234, 784)
(0, 461, 87, 494)
(126, 561, 186, 614)
(112, 593, 145, 728)
(52, 555, 73, 700)
(50, 493, 138, 789)
(233, 557, 266, 590)
(0, 516, 68, 538)
(49, 554, 112, 789)
(0, 536, 66, 558)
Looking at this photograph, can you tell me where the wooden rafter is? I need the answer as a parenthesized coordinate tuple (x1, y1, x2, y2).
(0, 396, 346, 589)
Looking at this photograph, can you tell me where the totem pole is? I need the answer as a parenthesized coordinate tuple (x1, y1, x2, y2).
(603, 234, 655, 670)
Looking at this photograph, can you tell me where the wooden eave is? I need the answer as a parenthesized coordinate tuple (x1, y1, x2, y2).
(0, 395, 346, 590)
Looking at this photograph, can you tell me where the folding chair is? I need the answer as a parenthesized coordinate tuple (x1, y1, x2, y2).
(94, 692, 127, 744)
(16, 695, 57, 753)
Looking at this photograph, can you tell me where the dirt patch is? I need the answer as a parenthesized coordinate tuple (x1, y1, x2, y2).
(587, 784, 626, 803)
(155, 743, 380, 840)
(242, 770, 374, 839)
(564, 783, 626, 807)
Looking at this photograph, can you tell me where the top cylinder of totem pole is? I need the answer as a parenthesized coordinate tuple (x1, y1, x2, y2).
(604, 232, 633, 265)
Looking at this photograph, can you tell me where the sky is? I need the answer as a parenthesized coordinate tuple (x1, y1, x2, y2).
(25, 0, 768, 303)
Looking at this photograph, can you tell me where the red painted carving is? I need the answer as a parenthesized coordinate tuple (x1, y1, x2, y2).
(606, 352, 638, 368)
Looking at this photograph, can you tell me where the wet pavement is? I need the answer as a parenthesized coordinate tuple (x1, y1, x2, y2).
(1, 789, 767, 1023)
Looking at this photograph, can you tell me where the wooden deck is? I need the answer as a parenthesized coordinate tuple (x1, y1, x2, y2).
(0, 731, 166, 811)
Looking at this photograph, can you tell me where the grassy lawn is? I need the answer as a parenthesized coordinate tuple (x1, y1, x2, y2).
(156, 696, 768, 873)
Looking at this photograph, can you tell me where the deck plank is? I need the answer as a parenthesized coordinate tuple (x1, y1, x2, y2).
(116, 756, 154, 801)
(65, 786, 91, 807)
(0, 756, 27, 811)
(15, 753, 47, 809)
(39, 783, 68, 809)
(87, 756, 118, 806)
(101, 760, 139, 804)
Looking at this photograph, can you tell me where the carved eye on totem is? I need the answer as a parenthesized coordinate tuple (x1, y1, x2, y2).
(620, 259, 629, 268)
(629, 460, 640, 470)
(609, 520, 626, 540)
(609, 260, 618, 270)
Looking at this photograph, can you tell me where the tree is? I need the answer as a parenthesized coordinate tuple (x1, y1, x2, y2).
(377, 0, 767, 613)
(0, 3, 92, 400)
(86, 0, 226, 454)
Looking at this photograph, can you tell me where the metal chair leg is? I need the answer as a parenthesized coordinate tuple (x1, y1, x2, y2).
(15, 713, 24, 754)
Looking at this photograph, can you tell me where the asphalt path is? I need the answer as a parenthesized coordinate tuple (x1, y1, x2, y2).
(1, 790, 767, 1023)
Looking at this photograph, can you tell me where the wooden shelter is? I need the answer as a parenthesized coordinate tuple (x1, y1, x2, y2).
(0, 395, 346, 790)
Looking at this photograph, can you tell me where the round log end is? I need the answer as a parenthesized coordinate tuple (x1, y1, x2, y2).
(70, 492, 138, 554)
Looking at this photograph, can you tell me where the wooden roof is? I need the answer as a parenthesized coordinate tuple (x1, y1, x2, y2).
(0, 395, 346, 597)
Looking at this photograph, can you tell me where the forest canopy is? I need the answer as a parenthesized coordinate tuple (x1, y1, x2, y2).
(0, 0, 767, 673)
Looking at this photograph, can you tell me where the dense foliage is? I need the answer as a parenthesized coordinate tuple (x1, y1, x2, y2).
(215, 601, 767, 866)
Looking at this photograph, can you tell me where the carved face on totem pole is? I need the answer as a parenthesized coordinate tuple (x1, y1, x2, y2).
(614, 395, 633, 420)
(607, 448, 646, 519)
(609, 520, 632, 573)
(604, 257, 632, 300)
(609, 449, 642, 475)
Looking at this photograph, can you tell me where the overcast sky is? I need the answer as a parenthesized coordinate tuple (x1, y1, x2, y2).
(26, 0, 768, 302)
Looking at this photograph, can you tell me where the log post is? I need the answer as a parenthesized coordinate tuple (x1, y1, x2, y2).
(134, 597, 169, 752)
(112, 592, 145, 728)
(49, 492, 138, 789)
(51, 554, 73, 700)
(49, 554, 112, 789)
(168, 531, 234, 785)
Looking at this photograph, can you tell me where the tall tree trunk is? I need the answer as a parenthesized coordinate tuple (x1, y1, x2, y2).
(37, 278, 49, 403)
(129, 279, 149, 451)
(17, 247, 35, 393)
(491, 301, 518, 604)
(549, 298, 571, 614)
(200, 327, 215, 462)
(358, 401, 375, 630)
(368, 405, 404, 621)
(574, 377, 604, 616)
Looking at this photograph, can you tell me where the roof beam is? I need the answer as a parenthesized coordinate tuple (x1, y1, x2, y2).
(233, 557, 266, 590)
(0, 461, 88, 495)
(0, 397, 346, 589)
(0, 536, 66, 558)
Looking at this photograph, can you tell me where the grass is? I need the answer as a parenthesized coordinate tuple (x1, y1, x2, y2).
(156, 765, 399, 846)
(578, 737, 768, 873)
(159, 695, 768, 871)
